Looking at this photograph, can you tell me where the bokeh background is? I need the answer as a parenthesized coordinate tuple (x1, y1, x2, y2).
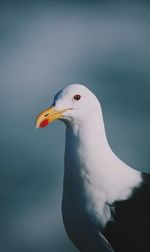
(1, 0, 150, 251)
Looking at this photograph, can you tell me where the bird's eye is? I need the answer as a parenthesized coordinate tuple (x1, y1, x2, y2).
(73, 94, 81, 101)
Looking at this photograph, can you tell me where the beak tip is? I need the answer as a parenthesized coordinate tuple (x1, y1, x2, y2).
(35, 106, 66, 129)
(35, 124, 39, 129)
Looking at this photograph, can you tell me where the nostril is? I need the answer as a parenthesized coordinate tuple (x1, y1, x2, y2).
(45, 114, 49, 117)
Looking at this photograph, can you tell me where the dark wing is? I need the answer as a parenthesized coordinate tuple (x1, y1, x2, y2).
(103, 172, 150, 252)
(62, 201, 115, 252)
(74, 227, 115, 252)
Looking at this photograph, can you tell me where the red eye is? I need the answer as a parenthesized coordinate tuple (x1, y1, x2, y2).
(73, 94, 81, 101)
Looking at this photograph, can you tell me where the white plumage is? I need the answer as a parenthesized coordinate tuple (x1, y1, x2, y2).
(36, 84, 150, 252)
(61, 85, 141, 224)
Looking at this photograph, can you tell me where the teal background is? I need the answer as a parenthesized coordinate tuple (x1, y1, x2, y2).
(1, 1, 150, 251)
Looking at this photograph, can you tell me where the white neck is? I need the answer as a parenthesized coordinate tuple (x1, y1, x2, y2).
(65, 108, 111, 161)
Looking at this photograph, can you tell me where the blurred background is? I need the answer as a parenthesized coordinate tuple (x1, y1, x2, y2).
(1, 0, 150, 251)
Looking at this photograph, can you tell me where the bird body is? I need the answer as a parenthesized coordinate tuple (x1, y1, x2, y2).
(63, 114, 141, 226)
(36, 84, 150, 252)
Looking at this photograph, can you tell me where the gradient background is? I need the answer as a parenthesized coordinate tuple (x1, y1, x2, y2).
(1, 0, 150, 251)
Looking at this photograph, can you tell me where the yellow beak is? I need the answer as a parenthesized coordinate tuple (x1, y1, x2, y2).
(35, 106, 68, 128)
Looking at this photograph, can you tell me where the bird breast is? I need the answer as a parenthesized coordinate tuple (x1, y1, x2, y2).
(63, 124, 142, 229)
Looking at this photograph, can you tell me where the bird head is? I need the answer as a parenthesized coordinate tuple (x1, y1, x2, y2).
(36, 84, 101, 128)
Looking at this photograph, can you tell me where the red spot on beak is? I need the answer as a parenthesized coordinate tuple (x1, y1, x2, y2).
(39, 119, 49, 128)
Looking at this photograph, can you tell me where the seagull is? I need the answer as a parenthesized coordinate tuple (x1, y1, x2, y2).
(36, 84, 150, 252)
